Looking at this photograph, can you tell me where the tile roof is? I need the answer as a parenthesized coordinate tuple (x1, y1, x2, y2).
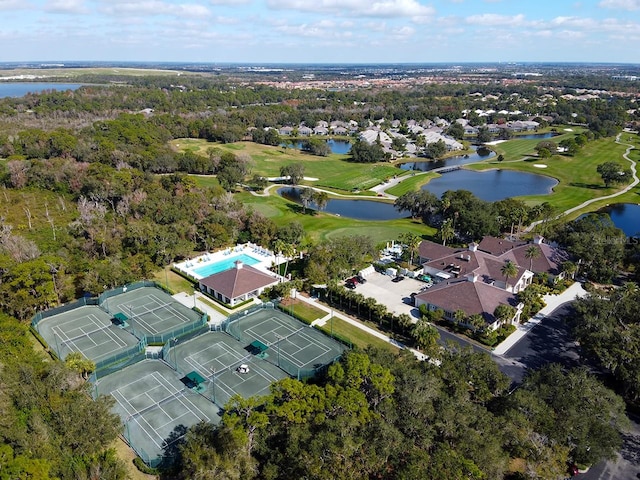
(415, 279, 518, 325)
(199, 263, 279, 299)
(418, 240, 461, 261)
(477, 236, 526, 256)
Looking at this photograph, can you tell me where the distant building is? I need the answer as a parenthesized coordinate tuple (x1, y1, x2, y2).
(198, 261, 279, 307)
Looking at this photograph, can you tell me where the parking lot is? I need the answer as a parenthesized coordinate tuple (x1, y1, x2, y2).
(349, 271, 425, 318)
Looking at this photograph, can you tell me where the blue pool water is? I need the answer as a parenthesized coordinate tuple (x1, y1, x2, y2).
(192, 253, 261, 277)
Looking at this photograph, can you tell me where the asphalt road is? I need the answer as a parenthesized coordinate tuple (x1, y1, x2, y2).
(491, 304, 640, 480)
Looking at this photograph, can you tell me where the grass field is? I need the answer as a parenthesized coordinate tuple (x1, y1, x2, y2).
(466, 136, 636, 211)
(317, 316, 400, 352)
(0, 67, 194, 78)
(172, 138, 403, 192)
(385, 172, 440, 197)
(236, 190, 436, 244)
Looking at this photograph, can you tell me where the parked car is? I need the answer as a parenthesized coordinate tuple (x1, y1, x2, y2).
(356, 275, 367, 284)
(392, 276, 405, 283)
(349, 276, 361, 284)
(345, 280, 356, 289)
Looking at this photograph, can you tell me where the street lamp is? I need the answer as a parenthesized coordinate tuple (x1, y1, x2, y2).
(330, 309, 334, 338)
(193, 288, 197, 309)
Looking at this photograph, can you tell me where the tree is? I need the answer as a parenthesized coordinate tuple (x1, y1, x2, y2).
(596, 161, 631, 187)
(476, 126, 492, 143)
(299, 187, 314, 214)
(446, 122, 465, 140)
(500, 260, 518, 290)
(280, 163, 305, 185)
(524, 245, 541, 272)
(313, 190, 329, 213)
(439, 219, 455, 246)
(411, 320, 440, 357)
(64, 352, 95, 379)
(398, 232, 421, 266)
(493, 304, 516, 325)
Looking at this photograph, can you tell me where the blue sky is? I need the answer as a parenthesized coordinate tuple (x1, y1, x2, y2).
(0, 0, 639, 63)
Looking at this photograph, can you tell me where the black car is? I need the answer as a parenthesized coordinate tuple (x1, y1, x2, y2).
(391, 276, 404, 283)
(345, 280, 356, 289)
(356, 275, 367, 284)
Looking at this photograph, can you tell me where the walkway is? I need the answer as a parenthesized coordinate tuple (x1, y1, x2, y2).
(296, 293, 429, 361)
(492, 281, 588, 355)
(525, 134, 638, 231)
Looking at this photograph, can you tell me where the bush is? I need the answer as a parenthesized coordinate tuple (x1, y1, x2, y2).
(133, 457, 160, 475)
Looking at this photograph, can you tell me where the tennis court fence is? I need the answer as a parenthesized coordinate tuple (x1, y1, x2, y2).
(31, 296, 100, 332)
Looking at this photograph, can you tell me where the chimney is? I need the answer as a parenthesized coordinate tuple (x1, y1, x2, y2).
(533, 235, 544, 245)
(468, 242, 478, 252)
(235, 260, 243, 270)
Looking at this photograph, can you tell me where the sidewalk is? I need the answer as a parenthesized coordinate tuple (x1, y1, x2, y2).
(172, 291, 228, 327)
(492, 282, 588, 356)
(297, 293, 428, 361)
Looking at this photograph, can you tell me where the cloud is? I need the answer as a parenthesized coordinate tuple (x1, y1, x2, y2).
(599, 0, 640, 10)
(465, 13, 525, 26)
(0, 0, 29, 10)
(44, 0, 89, 14)
(101, 1, 211, 18)
(266, 0, 434, 18)
(210, 0, 250, 4)
(275, 19, 353, 38)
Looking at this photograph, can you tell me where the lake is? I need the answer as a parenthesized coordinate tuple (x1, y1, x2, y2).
(421, 169, 558, 202)
(399, 146, 494, 172)
(283, 139, 352, 155)
(588, 203, 640, 237)
(0, 82, 85, 98)
(278, 187, 407, 220)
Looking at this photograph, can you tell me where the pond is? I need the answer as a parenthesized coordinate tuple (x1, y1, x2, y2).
(0, 82, 85, 98)
(399, 146, 494, 172)
(282, 139, 351, 154)
(514, 132, 557, 140)
(278, 187, 408, 220)
(585, 203, 640, 237)
(421, 169, 558, 202)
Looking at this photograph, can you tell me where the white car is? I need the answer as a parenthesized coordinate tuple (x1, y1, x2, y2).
(236, 364, 250, 374)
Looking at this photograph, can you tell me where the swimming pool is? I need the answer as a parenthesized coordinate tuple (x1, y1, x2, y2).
(192, 253, 262, 277)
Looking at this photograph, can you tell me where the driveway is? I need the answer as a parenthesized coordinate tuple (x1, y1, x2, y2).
(352, 271, 424, 317)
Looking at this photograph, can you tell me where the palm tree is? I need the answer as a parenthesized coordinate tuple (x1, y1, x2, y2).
(365, 297, 377, 322)
(299, 188, 314, 214)
(399, 232, 421, 266)
(439, 219, 455, 246)
(524, 245, 540, 272)
(501, 260, 519, 291)
(453, 309, 467, 326)
(313, 191, 329, 213)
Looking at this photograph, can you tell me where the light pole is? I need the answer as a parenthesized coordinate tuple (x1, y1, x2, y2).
(128, 305, 136, 338)
(193, 288, 197, 309)
(330, 309, 334, 338)
(171, 338, 178, 371)
(275, 334, 281, 367)
(211, 368, 216, 404)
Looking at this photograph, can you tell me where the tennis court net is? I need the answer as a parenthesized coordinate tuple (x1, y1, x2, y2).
(269, 327, 306, 347)
(127, 302, 177, 320)
(126, 388, 187, 421)
(210, 354, 255, 380)
(58, 323, 114, 346)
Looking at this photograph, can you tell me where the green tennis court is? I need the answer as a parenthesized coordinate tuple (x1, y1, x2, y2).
(95, 360, 220, 467)
(36, 305, 140, 362)
(104, 287, 202, 338)
(170, 332, 288, 409)
(227, 308, 346, 374)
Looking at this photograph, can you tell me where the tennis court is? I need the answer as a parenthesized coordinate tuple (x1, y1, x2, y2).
(96, 360, 220, 467)
(104, 287, 202, 338)
(171, 332, 288, 408)
(228, 308, 346, 374)
(36, 306, 140, 362)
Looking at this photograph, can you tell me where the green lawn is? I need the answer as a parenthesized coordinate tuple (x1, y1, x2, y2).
(279, 298, 327, 324)
(317, 316, 400, 352)
(464, 136, 636, 212)
(385, 172, 439, 197)
(236, 190, 436, 244)
(492, 129, 583, 161)
(172, 138, 403, 192)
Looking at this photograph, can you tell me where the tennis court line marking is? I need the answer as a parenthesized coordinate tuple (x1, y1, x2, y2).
(52, 313, 129, 357)
(113, 371, 211, 449)
(184, 341, 246, 375)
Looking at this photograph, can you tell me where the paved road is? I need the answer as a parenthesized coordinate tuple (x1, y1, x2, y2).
(493, 304, 640, 480)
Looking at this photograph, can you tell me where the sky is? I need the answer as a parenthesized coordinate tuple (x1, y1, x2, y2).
(0, 0, 639, 64)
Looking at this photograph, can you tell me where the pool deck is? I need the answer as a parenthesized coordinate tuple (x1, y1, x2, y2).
(174, 243, 284, 281)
